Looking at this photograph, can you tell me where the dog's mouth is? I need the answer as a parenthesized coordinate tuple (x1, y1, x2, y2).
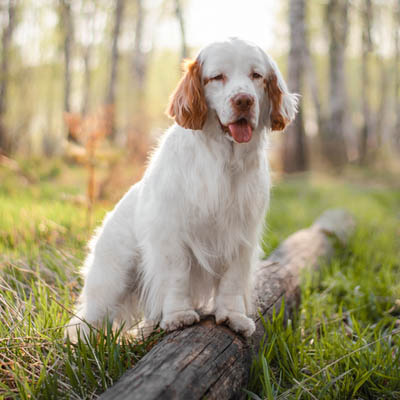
(220, 118, 253, 143)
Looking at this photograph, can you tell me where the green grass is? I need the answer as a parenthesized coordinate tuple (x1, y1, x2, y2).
(0, 161, 163, 399)
(0, 159, 103, 256)
(250, 174, 400, 399)
(1, 162, 399, 399)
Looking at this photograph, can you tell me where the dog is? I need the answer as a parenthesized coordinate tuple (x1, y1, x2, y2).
(65, 38, 298, 340)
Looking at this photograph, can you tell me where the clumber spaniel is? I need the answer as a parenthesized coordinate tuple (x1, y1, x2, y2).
(65, 38, 298, 340)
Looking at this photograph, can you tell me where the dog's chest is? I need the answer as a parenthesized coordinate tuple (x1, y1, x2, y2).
(191, 160, 266, 234)
(185, 163, 267, 270)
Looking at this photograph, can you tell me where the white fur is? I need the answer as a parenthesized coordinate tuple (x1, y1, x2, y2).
(65, 38, 297, 340)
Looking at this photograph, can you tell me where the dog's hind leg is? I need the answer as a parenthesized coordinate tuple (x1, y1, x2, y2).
(65, 232, 140, 342)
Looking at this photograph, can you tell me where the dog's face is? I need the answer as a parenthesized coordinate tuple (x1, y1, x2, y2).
(201, 40, 266, 143)
(167, 38, 298, 143)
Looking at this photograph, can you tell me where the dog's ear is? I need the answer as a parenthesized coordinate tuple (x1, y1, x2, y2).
(265, 60, 299, 131)
(167, 59, 208, 130)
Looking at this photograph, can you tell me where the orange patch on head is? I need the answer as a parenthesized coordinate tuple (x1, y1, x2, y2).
(265, 73, 288, 131)
(167, 59, 208, 130)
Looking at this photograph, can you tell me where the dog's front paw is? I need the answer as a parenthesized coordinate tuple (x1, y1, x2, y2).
(64, 317, 91, 343)
(215, 310, 255, 337)
(160, 310, 200, 332)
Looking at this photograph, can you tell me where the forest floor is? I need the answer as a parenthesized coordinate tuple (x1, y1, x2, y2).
(0, 159, 399, 399)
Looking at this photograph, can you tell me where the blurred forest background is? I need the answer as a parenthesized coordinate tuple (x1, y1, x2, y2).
(0, 0, 399, 197)
(1, 2, 400, 397)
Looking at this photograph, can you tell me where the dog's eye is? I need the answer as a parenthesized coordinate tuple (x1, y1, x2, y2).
(251, 72, 262, 80)
(211, 74, 224, 81)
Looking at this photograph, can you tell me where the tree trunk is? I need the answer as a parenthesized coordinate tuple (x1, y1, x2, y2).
(80, 0, 97, 117)
(132, 0, 146, 94)
(359, 0, 373, 164)
(0, 0, 17, 154)
(105, 0, 125, 140)
(81, 45, 92, 116)
(175, 0, 187, 60)
(127, 0, 150, 156)
(304, 46, 325, 137)
(282, 0, 308, 173)
(323, 0, 349, 168)
(374, 57, 389, 151)
(99, 209, 355, 400)
(59, 0, 75, 142)
(394, 0, 400, 150)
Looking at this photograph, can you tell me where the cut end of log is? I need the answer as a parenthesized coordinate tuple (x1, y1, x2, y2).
(313, 208, 356, 245)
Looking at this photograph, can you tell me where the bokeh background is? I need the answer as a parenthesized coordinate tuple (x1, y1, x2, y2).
(1, 2, 400, 398)
(0, 0, 399, 199)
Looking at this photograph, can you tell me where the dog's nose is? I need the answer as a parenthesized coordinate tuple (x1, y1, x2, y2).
(232, 93, 254, 112)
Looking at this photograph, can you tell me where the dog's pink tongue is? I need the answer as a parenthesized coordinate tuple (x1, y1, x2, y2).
(228, 120, 252, 143)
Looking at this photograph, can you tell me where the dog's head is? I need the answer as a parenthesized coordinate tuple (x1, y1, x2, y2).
(167, 38, 298, 143)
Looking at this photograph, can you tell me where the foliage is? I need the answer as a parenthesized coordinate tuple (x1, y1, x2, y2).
(2, 0, 400, 166)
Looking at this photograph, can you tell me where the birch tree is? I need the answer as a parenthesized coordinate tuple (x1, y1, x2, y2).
(132, 0, 146, 95)
(59, 0, 75, 141)
(304, 45, 325, 137)
(79, 0, 97, 116)
(175, 0, 187, 60)
(282, 0, 308, 173)
(105, 0, 125, 139)
(395, 0, 400, 149)
(374, 3, 390, 150)
(0, 0, 17, 154)
(359, 0, 373, 164)
(323, 0, 349, 168)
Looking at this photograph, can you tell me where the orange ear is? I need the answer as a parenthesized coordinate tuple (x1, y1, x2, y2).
(167, 59, 208, 130)
(265, 73, 288, 131)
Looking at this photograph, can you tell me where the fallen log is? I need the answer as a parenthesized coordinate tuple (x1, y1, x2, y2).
(100, 209, 355, 400)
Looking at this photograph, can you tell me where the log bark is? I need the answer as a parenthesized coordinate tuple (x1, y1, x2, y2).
(99, 209, 355, 400)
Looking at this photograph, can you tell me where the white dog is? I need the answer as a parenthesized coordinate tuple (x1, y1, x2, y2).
(65, 38, 297, 340)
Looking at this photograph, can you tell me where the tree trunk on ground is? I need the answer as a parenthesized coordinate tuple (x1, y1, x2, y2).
(59, 0, 75, 141)
(323, 0, 349, 168)
(106, 0, 125, 140)
(0, 0, 17, 154)
(99, 209, 355, 400)
(359, 0, 373, 164)
(175, 0, 187, 60)
(282, 0, 308, 173)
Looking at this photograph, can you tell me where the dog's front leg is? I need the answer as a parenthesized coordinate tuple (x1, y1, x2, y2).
(215, 246, 256, 337)
(160, 266, 200, 332)
(147, 246, 199, 332)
